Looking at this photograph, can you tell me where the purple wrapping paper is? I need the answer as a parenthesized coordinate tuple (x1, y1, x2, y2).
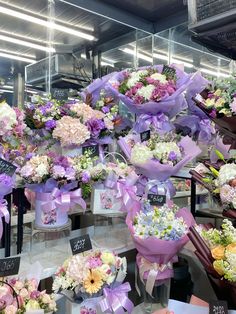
(186, 71, 209, 119)
(80, 73, 117, 106)
(107, 65, 194, 117)
(126, 207, 195, 280)
(133, 113, 174, 134)
(119, 135, 201, 181)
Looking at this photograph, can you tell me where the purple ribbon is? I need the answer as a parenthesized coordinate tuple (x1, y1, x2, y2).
(134, 113, 173, 134)
(198, 119, 215, 143)
(0, 199, 9, 240)
(36, 188, 86, 213)
(99, 282, 134, 314)
(116, 179, 139, 212)
(145, 179, 176, 200)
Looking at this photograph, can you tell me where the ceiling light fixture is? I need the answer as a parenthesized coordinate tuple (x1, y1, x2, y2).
(2, 85, 13, 89)
(200, 68, 230, 78)
(0, 51, 35, 63)
(0, 89, 13, 93)
(0, 6, 95, 41)
(0, 34, 55, 52)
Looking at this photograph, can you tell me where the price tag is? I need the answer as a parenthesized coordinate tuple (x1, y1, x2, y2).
(209, 300, 228, 314)
(0, 257, 20, 277)
(52, 88, 69, 101)
(82, 145, 99, 158)
(162, 65, 176, 80)
(148, 194, 166, 206)
(0, 158, 17, 176)
(70, 234, 92, 255)
(140, 130, 150, 142)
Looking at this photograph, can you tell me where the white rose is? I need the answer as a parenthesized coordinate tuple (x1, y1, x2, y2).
(137, 85, 155, 100)
(150, 73, 167, 84)
(36, 164, 49, 177)
(42, 293, 52, 304)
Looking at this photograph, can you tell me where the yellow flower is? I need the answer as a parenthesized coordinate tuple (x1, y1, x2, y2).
(83, 270, 103, 294)
(226, 243, 236, 254)
(215, 98, 225, 108)
(205, 98, 215, 108)
(213, 260, 225, 276)
(101, 252, 115, 265)
(211, 245, 225, 260)
(214, 89, 222, 96)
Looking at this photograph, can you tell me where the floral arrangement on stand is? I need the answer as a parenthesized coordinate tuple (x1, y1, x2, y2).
(190, 151, 236, 218)
(20, 153, 86, 227)
(107, 65, 199, 117)
(53, 249, 133, 314)
(0, 277, 56, 313)
(126, 201, 194, 301)
(188, 219, 236, 309)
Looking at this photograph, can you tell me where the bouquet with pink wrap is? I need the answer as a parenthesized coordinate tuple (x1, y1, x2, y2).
(107, 65, 197, 118)
(118, 133, 201, 181)
(126, 202, 195, 296)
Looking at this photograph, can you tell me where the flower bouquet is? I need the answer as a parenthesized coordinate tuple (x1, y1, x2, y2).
(107, 65, 194, 117)
(190, 152, 236, 218)
(20, 154, 86, 227)
(193, 77, 236, 134)
(0, 277, 56, 313)
(126, 202, 194, 302)
(118, 132, 201, 181)
(188, 220, 236, 309)
(0, 100, 27, 150)
(53, 249, 133, 314)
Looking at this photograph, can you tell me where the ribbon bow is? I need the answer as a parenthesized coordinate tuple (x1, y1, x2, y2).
(0, 199, 9, 240)
(116, 179, 138, 212)
(40, 188, 86, 213)
(145, 179, 175, 200)
(134, 113, 173, 134)
(139, 257, 173, 296)
(99, 282, 134, 314)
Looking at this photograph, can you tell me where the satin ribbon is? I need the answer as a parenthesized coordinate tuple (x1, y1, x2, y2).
(134, 113, 173, 133)
(145, 179, 175, 200)
(139, 257, 173, 297)
(0, 199, 9, 240)
(116, 179, 138, 212)
(99, 282, 134, 314)
(37, 188, 86, 213)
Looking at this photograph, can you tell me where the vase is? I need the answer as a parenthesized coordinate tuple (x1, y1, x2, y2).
(35, 192, 68, 228)
(143, 279, 171, 313)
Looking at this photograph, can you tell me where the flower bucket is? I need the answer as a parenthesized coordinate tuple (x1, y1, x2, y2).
(35, 192, 68, 228)
(65, 297, 103, 314)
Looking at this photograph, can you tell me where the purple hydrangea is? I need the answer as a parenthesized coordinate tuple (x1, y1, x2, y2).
(86, 118, 105, 138)
(45, 119, 56, 130)
(81, 171, 90, 183)
(168, 151, 178, 161)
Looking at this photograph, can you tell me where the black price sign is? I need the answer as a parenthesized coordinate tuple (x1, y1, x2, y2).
(209, 300, 228, 314)
(82, 145, 99, 158)
(148, 194, 166, 206)
(0, 158, 17, 176)
(52, 88, 69, 101)
(70, 234, 92, 255)
(162, 65, 176, 80)
(0, 257, 20, 277)
(140, 130, 150, 142)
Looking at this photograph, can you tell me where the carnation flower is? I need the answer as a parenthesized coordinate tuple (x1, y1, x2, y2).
(86, 118, 105, 138)
(150, 73, 167, 84)
(220, 184, 236, 204)
(52, 116, 90, 147)
(137, 85, 155, 100)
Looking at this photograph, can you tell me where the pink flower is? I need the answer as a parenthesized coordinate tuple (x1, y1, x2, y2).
(220, 184, 236, 203)
(4, 305, 18, 314)
(88, 257, 102, 269)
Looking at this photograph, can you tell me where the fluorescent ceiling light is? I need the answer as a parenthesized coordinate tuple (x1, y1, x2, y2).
(200, 68, 230, 78)
(153, 53, 168, 61)
(0, 89, 13, 93)
(0, 51, 35, 63)
(0, 6, 95, 41)
(121, 48, 153, 63)
(2, 85, 13, 89)
(0, 34, 55, 52)
(101, 61, 114, 67)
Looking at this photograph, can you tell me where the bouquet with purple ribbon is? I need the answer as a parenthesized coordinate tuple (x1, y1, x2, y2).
(133, 113, 174, 134)
(126, 202, 195, 296)
(118, 132, 201, 181)
(107, 65, 193, 117)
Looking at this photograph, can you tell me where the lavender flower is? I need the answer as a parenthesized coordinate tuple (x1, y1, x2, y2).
(86, 118, 105, 138)
(81, 171, 91, 183)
